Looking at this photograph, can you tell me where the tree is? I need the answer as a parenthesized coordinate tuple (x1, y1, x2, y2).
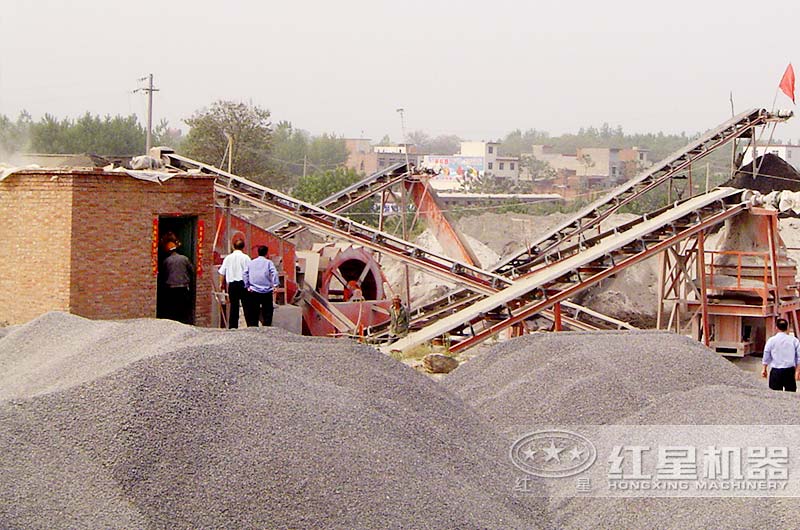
(25, 113, 146, 155)
(0, 111, 32, 158)
(458, 171, 531, 194)
(406, 130, 430, 151)
(403, 131, 462, 154)
(153, 119, 184, 149)
(292, 167, 362, 204)
(270, 121, 309, 185)
(306, 133, 347, 172)
(520, 154, 556, 181)
(269, 123, 348, 189)
(182, 100, 272, 182)
(427, 134, 461, 155)
(499, 129, 551, 157)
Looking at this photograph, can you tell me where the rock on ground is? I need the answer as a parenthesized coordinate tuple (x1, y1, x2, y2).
(0, 312, 544, 529)
(444, 330, 800, 529)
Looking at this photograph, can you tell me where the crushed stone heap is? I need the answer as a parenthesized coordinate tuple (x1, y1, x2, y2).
(444, 330, 800, 529)
(443, 330, 760, 434)
(0, 312, 544, 529)
(725, 153, 800, 194)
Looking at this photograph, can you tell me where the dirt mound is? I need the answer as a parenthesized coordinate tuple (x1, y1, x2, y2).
(0, 312, 544, 529)
(725, 153, 800, 194)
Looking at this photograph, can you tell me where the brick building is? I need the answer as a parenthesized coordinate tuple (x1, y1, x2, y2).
(423, 141, 520, 191)
(527, 145, 651, 198)
(0, 168, 215, 326)
(344, 139, 420, 175)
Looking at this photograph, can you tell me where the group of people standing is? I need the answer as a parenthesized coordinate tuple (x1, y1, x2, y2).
(218, 239, 280, 329)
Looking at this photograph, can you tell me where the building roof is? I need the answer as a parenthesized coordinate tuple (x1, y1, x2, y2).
(0, 166, 210, 183)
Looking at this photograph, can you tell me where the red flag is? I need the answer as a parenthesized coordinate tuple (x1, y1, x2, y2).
(779, 63, 795, 104)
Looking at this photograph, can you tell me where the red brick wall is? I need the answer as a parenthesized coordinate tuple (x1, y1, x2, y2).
(0, 174, 74, 324)
(0, 170, 215, 326)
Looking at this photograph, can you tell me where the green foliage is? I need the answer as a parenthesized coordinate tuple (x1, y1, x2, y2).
(270, 121, 308, 180)
(380, 214, 427, 239)
(520, 154, 556, 181)
(153, 118, 184, 149)
(269, 122, 348, 190)
(292, 166, 382, 227)
(407, 130, 461, 154)
(19, 112, 146, 155)
(292, 167, 362, 204)
(0, 111, 184, 158)
(0, 111, 33, 157)
(499, 123, 693, 165)
(457, 172, 532, 194)
(182, 100, 272, 182)
(498, 129, 551, 157)
(306, 133, 348, 172)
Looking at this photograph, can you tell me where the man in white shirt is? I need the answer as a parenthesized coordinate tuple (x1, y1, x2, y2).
(761, 318, 800, 392)
(218, 239, 251, 328)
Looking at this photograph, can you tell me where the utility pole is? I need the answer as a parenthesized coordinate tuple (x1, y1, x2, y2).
(134, 74, 159, 154)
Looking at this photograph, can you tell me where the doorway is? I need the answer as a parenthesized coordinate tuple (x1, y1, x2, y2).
(157, 215, 198, 324)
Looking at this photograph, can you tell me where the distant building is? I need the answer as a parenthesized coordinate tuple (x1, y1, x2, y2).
(526, 145, 651, 199)
(423, 141, 519, 190)
(344, 139, 419, 175)
(742, 143, 800, 172)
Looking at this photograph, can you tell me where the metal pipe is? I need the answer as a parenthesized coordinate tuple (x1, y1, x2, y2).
(697, 231, 710, 346)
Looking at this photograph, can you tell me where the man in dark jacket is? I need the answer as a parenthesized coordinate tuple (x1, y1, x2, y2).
(162, 241, 194, 324)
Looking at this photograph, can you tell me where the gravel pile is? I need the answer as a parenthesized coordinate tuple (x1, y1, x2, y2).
(0, 312, 544, 529)
(445, 330, 800, 529)
(444, 330, 760, 434)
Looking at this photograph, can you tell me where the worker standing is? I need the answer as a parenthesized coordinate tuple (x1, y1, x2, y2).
(243, 245, 279, 327)
(761, 318, 800, 392)
(218, 239, 251, 329)
(162, 241, 194, 324)
(389, 294, 409, 339)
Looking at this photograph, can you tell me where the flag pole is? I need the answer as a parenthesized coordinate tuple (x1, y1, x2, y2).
(771, 86, 780, 113)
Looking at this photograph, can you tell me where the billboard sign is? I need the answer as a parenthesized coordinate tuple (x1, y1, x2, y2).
(423, 156, 484, 187)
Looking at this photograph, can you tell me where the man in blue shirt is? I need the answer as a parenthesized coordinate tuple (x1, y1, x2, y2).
(761, 318, 800, 392)
(243, 245, 279, 327)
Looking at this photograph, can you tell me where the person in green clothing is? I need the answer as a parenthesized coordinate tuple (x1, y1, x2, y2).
(389, 294, 409, 339)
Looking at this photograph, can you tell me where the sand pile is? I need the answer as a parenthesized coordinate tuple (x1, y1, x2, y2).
(444, 330, 800, 529)
(457, 212, 572, 261)
(0, 312, 544, 529)
(384, 227, 498, 304)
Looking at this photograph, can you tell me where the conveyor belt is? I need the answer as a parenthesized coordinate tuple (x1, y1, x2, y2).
(161, 153, 516, 294)
(269, 162, 411, 239)
(384, 187, 749, 353)
(368, 108, 788, 337)
(495, 108, 787, 277)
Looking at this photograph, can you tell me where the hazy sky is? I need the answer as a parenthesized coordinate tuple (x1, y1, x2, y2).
(3, 0, 800, 144)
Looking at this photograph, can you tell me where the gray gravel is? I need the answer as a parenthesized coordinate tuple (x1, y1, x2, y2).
(0, 312, 544, 529)
(8, 316, 799, 529)
(444, 330, 800, 529)
(443, 330, 762, 434)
